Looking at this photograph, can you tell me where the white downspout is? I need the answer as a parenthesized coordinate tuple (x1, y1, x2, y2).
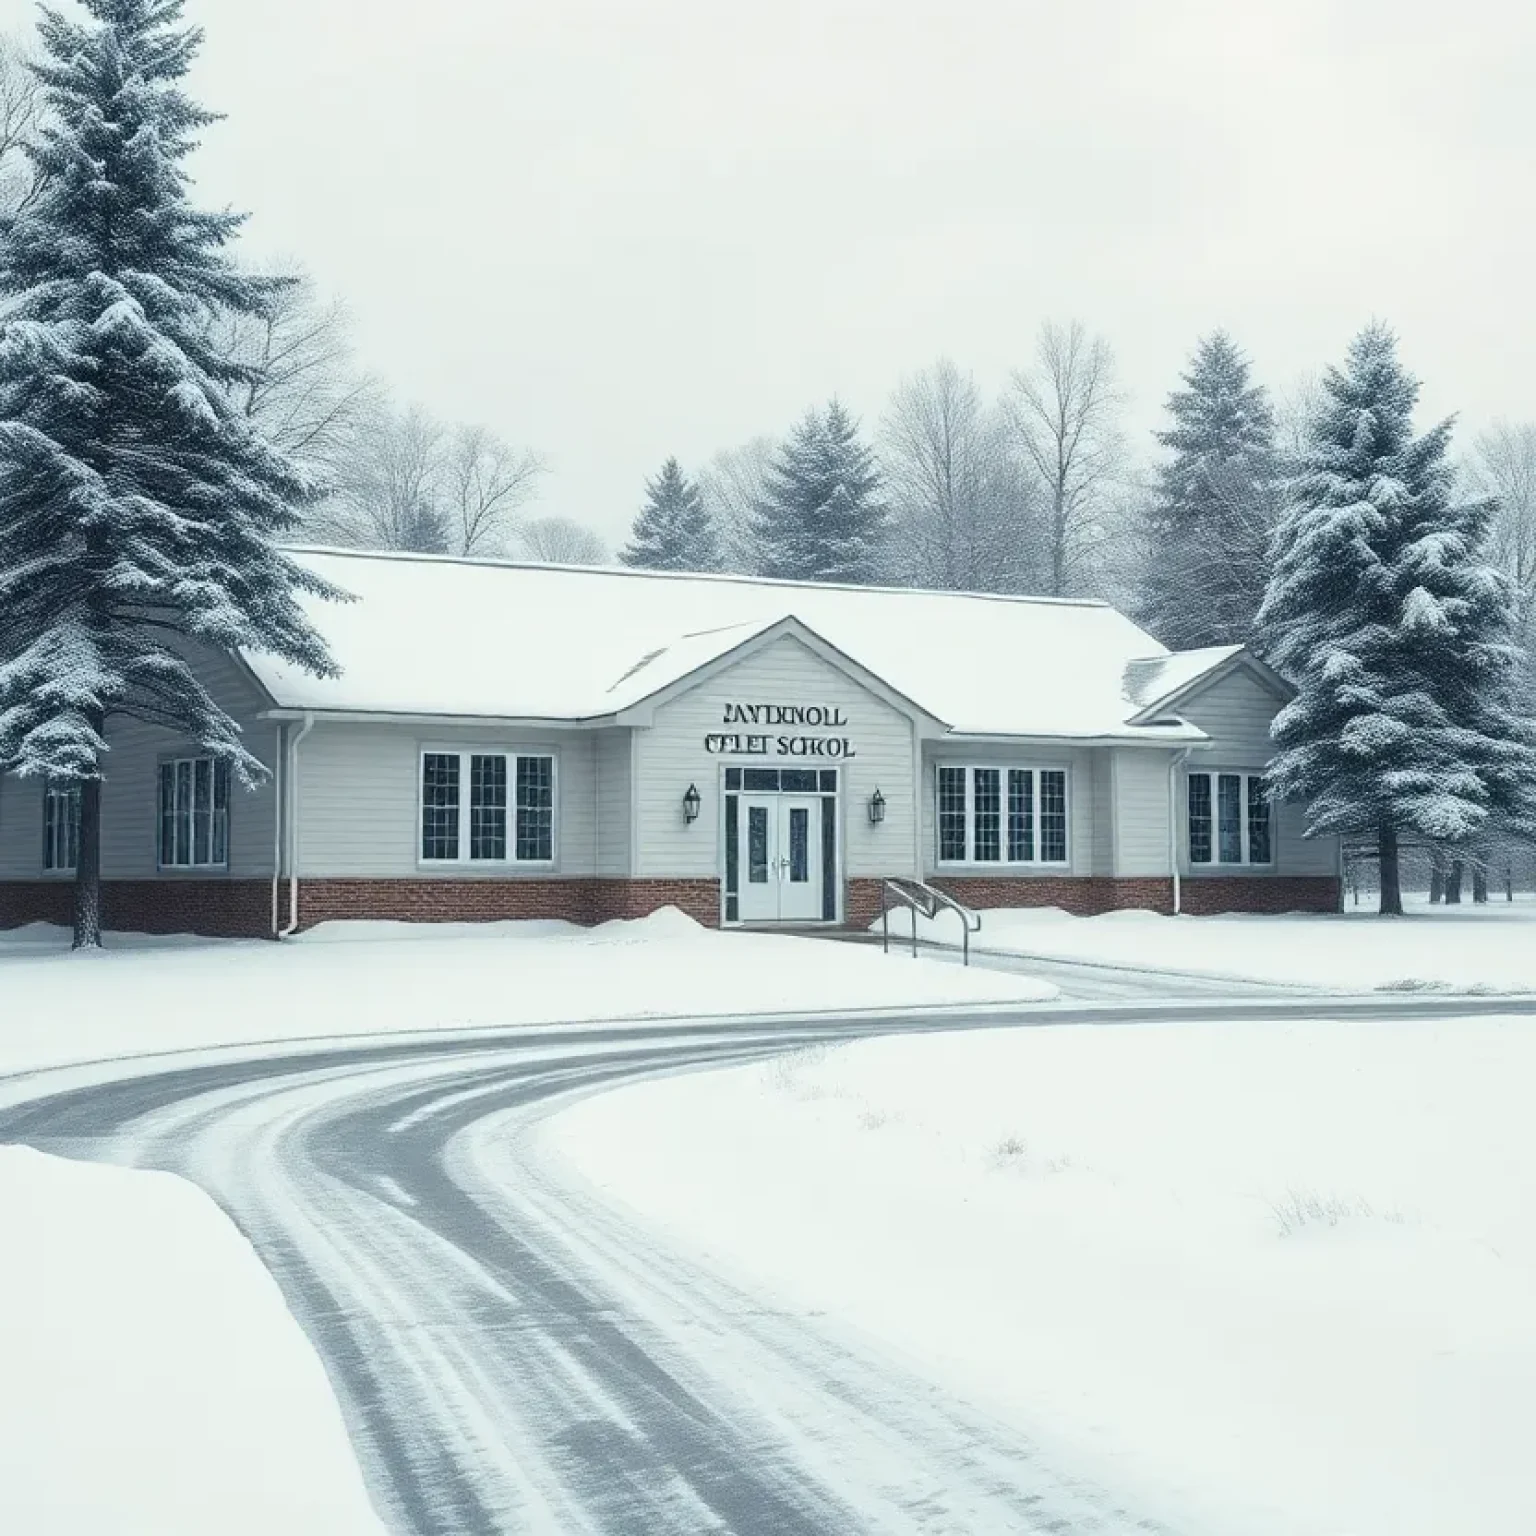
(270, 722, 286, 938)
(278, 712, 316, 939)
(1168, 747, 1192, 916)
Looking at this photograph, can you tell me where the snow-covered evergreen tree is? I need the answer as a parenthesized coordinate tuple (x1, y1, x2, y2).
(1259, 323, 1536, 914)
(752, 400, 887, 583)
(1139, 331, 1278, 648)
(0, 0, 340, 947)
(620, 456, 720, 571)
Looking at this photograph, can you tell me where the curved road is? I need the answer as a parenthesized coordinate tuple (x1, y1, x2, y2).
(2, 981, 1528, 1533)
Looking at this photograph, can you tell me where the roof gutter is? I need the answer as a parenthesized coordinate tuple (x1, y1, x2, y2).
(939, 730, 1211, 749)
(257, 708, 619, 731)
(277, 711, 316, 939)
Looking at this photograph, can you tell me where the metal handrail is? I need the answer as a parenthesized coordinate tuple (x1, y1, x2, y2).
(880, 878, 982, 966)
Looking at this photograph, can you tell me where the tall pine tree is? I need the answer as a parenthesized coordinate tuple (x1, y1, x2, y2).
(0, 0, 340, 948)
(752, 399, 887, 583)
(620, 456, 720, 571)
(1139, 331, 1278, 648)
(1259, 324, 1536, 915)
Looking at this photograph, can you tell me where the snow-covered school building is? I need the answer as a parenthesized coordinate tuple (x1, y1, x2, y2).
(0, 549, 1341, 936)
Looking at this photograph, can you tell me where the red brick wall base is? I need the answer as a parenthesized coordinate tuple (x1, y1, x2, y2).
(860, 874, 1341, 921)
(0, 873, 1340, 941)
(1177, 876, 1342, 916)
(0, 879, 276, 938)
(0, 877, 723, 938)
(293, 878, 722, 931)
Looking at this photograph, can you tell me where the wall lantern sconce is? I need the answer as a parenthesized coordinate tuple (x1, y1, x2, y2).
(869, 787, 886, 825)
(683, 783, 701, 824)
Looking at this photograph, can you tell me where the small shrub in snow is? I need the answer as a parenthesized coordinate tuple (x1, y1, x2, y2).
(1269, 1188, 1377, 1237)
(991, 1135, 1029, 1167)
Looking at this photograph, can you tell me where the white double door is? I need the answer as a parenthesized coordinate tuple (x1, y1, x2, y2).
(738, 794, 824, 922)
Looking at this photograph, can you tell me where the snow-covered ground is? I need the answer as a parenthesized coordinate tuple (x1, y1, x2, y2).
(551, 1014, 1536, 1536)
(0, 909, 1055, 1075)
(883, 894, 1536, 992)
(0, 1145, 384, 1536)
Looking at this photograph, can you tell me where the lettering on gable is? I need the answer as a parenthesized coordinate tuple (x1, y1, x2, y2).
(704, 701, 856, 759)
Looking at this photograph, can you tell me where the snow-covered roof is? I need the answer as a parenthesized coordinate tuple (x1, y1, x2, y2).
(1122, 645, 1245, 715)
(243, 549, 1219, 742)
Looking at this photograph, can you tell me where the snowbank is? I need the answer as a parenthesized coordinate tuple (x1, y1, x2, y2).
(550, 1015, 1536, 1536)
(878, 897, 1536, 992)
(0, 1146, 384, 1536)
(0, 909, 1056, 1074)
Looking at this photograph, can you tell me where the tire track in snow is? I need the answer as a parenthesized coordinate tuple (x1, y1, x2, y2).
(8, 995, 1526, 1532)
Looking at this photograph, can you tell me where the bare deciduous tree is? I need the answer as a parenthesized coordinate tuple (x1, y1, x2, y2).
(696, 436, 776, 573)
(444, 424, 546, 557)
(516, 516, 607, 565)
(1466, 421, 1536, 645)
(313, 399, 546, 557)
(1005, 321, 1127, 596)
(880, 358, 1044, 592)
(0, 34, 45, 215)
(1273, 371, 1324, 472)
(210, 266, 380, 467)
(317, 403, 449, 552)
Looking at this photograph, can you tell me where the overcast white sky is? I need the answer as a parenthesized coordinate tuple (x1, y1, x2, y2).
(6, 0, 1532, 544)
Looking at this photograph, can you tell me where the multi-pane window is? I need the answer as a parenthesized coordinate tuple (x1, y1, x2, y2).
(935, 766, 1069, 865)
(1188, 772, 1271, 866)
(1040, 769, 1068, 863)
(43, 779, 81, 873)
(420, 750, 555, 864)
(972, 769, 1002, 862)
(470, 754, 507, 861)
(1188, 772, 1212, 864)
(938, 766, 968, 862)
(515, 755, 554, 862)
(158, 757, 230, 870)
(422, 753, 461, 861)
(1247, 777, 1272, 864)
(1006, 770, 1034, 862)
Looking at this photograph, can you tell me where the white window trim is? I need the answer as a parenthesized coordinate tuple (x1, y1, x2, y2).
(417, 745, 559, 869)
(156, 755, 232, 873)
(934, 763, 1071, 868)
(42, 778, 80, 877)
(1187, 769, 1273, 869)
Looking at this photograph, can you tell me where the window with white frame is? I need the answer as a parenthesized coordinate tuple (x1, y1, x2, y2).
(936, 766, 1069, 865)
(157, 757, 231, 870)
(420, 750, 555, 864)
(1188, 771, 1270, 866)
(43, 779, 81, 873)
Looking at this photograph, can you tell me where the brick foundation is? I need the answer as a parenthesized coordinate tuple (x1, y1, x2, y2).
(0, 879, 276, 938)
(0, 872, 1340, 941)
(0, 876, 723, 938)
(1178, 876, 1341, 916)
(917, 874, 1341, 919)
(292, 878, 722, 931)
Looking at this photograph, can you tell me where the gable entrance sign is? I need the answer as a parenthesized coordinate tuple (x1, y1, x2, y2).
(704, 700, 857, 759)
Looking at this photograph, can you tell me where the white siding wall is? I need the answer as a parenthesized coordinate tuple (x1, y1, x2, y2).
(0, 645, 277, 881)
(1112, 748, 1175, 876)
(295, 723, 601, 878)
(921, 744, 1095, 878)
(595, 729, 632, 877)
(1176, 667, 1338, 878)
(633, 635, 920, 884)
(0, 774, 42, 879)
(1089, 749, 1114, 877)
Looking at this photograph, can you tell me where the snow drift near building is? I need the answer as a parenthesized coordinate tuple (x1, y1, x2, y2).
(0, 1146, 384, 1536)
